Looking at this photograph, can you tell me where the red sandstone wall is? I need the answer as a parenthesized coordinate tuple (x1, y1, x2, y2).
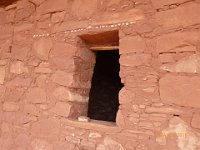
(0, 0, 200, 150)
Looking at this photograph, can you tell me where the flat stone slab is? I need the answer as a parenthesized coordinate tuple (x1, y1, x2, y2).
(159, 74, 200, 108)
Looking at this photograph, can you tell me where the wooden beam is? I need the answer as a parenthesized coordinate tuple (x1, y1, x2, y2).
(90, 46, 119, 51)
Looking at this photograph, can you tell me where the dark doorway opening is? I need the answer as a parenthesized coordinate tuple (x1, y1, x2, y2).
(88, 50, 123, 122)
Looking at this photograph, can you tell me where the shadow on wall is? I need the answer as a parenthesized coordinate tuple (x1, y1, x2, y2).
(0, 0, 18, 7)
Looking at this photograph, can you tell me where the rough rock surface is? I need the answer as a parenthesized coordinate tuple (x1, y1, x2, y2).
(33, 38, 53, 60)
(161, 54, 200, 73)
(159, 75, 200, 108)
(0, 0, 200, 149)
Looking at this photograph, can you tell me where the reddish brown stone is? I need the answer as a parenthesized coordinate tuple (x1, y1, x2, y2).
(116, 110, 126, 127)
(120, 53, 151, 67)
(51, 11, 66, 23)
(7, 77, 31, 87)
(0, 85, 5, 101)
(31, 139, 53, 150)
(119, 36, 146, 54)
(10, 61, 28, 74)
(156, 31, 199, 53)
(24, 104, 39, 116)
(155, 3, 200, 29)
(92, 9, 144, 26)
(151, 0, 189, 9)
(31, 118, 60, 140)
(15, 1, 35, 21)
(161, 54, 200, 73)
(51, 42, 76, 57)
(34, 67, 52, 74)
(33, 37, 53, 60)
(53, 86, 71, 101)
(191, 111, 200, 129)
(52, 20, 88, 32)
(145, 106, 183, 115)
(159, 75, 200, 108)
(14, 134, 31, 149)
(159, 53, 175, 64)
(0, 66, 5, 84)
(3, 112, 30, 125)
(52, 71, 74, 87)
(0, 59, 8, 65)
(26, 87, 46, 104)
(3, 102, 20, 112)
(35, 75, 47, 87)
(0, 0, 200, 149)
(11, 45, 30, 61)
(37, 0, 67, 15)
(97, 136, 124, 150)
(29, 0, 45, 6)
(71, 0, 98, 19)
(51, 56, 75, 72)
(119, 88, 135, 104)
(53, 142, 76, 150)
(51, 102, 72, 117)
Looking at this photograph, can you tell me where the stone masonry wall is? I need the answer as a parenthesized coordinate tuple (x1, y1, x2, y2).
(0, 0, 200, 150)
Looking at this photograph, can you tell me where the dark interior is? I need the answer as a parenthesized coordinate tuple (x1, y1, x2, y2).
(0, 0, 18, 7)
(88, 50, 123, 122)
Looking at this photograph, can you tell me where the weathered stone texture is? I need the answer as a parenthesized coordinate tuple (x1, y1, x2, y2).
(26, 87, 46, 104)
(29, 0, 45, 6)
(10, 61, 28, 74)
(11, 45, 30, 60)
(191, 111, 200, 129)
(161, 54, 200, 73)
(3, 102, 20, 112)
(14, 134, 32, 150)
(145, 106, 183, 115)
(155, 3, 200, 29)
(33, 37, 53, 60)
(37, 0, 67, 15)
(52, 71, 74, 87)
(159, 75, 200, 108)
(31, 118, 60, 140)
(15, 1, 35, 21)
(119, 36, 146, 54)
(97, 136, 124, 150)
(51, 11, 66, 23)
(53, 87, 71, 101)
(7, 77, 31, 87)
(0, 0, 200, 149)
(151, 0, 189, 9)
(51, 102, 72, 117)
(92, 9, 145, 26)
(4, 87, 24, 102)
(31, 139, 53, 150)
(0, 66, 6, 84)
(120, 53, 151, 67)
(71, 0, 98, 19)
(156, 31, 200, 53)
(51, 42, 76, 57)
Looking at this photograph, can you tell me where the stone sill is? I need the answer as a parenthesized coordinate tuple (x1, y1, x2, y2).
(61, 118, 122, 133)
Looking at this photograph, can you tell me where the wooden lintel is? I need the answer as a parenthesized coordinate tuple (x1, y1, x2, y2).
(90, 46, 119, 51)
